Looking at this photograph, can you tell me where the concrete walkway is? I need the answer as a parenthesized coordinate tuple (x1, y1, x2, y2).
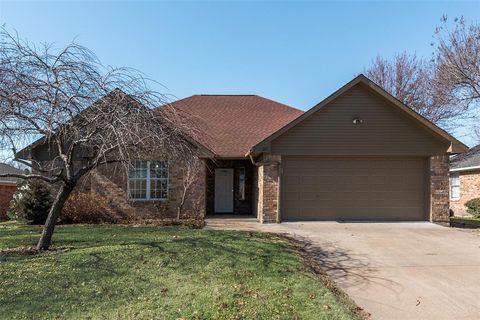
(206, 217, 480, 320)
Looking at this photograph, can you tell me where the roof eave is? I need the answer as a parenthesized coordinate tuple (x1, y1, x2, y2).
(0, 180, 19, 186)
(450, 141, 469, 154)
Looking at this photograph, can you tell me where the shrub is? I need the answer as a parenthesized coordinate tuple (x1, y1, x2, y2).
(59, 192, 123, 224)
(465, 198, 480, 218)
(7, 180, 53, 224)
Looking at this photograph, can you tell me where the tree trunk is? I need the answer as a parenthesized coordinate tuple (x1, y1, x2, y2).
(36, 183, 74, 250)
(177, 187, 187, 220)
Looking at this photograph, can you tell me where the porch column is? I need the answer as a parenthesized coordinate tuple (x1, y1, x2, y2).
(429, 154, 450, 222)
(257, 154, 281, 223)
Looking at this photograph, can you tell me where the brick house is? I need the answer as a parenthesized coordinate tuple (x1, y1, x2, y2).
(449, 145, 480, 216)
(0, 163, 24, 220)
(21, 75, 467, 223)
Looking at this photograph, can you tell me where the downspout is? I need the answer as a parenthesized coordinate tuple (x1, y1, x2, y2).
(247, 151, 260, 166)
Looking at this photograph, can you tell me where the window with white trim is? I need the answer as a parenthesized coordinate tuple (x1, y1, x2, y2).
(450, 172, 460, 200)
(128, 160, 168, 200)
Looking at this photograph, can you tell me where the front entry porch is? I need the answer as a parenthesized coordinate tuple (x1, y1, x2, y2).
(205, 159, 255, 216)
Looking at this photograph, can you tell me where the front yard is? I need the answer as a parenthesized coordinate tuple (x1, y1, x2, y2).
(450, 216, 480, 228)
(0, 223, 361, 319)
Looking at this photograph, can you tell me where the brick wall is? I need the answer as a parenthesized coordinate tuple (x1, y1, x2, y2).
(90, 158, 206, 220)
(256, 154, 280, 223)
(0, 184, 17, 220)
(450, 169, 480, 216)
(430, 155, 450, 222)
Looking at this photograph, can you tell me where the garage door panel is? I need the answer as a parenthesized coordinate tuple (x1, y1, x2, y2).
(282, 157, 427, 221)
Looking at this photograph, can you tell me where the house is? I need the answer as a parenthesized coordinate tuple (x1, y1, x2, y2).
(449, 145, 480, 216)
(21, 75, 468, 223)
(0, 163, 24, 220)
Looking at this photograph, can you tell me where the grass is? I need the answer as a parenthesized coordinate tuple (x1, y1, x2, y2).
(450, 216, 480, 229)
(0, 223, 361, 320)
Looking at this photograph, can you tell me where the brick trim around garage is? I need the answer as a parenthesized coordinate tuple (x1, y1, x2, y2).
(430, 154, 450, 222)
(256, 155, 281, 223)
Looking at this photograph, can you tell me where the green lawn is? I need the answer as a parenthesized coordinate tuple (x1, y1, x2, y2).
(450, 216, 480, 229)
(0, 223, 361, 320)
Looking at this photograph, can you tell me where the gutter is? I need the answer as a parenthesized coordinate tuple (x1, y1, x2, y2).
(0, 181, 19, 186)
(450, 165, 480, 173)
(246, 149, 280, 166)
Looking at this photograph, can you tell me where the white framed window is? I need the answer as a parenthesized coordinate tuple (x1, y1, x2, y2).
(128, 160, 168, 200)
(450, 172, 460, 200)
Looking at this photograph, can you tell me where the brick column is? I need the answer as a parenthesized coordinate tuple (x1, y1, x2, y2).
(430, 154, 450, 222)
(257, 155, 280, 223)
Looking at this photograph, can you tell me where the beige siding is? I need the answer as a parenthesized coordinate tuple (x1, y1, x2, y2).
(281, 157, 428, 221)
(271, 83, 448, 156)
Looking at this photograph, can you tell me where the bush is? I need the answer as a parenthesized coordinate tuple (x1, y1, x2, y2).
(59, 192, 123, 224)
(7, 180, 53, 224)
(465, 198, 480, 218)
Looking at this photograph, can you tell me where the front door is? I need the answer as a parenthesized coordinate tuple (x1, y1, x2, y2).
(214, 168, 234, 213)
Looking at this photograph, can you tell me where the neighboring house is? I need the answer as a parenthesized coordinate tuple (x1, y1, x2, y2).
(449, 145, 480, 216)
(19, 75, 468, 223)
(0, 163, 24, 220)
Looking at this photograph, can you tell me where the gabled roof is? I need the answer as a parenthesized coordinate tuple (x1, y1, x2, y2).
(0, 163, 24, 184)
(16, 89, 137, 160)
(160, 95, 303, 157)
(450, 145, 480, 171)
(251, 74, 468, 155)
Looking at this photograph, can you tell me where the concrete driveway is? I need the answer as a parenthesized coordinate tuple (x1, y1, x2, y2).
(207, 218, 480, 320)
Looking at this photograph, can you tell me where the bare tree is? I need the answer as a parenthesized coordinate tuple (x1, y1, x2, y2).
(434, 16, 480, 109)
(365, 16, 480, 136)
(177, 160, 201, 220)
(365, 53, 428, 107)
(474, 127, 480, 144)
(0, 29, 197, 250)
(364, 52, 467, 127)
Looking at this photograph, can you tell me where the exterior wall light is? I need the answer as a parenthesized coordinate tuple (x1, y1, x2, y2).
(352, 117, 364, 124)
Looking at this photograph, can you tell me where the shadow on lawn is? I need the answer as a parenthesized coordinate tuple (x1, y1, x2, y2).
(1, 228, 310, 318)
(167, 234, 279, 270)
(66, 231, 290, 276)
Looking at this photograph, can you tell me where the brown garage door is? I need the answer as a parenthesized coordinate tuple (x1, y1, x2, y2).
(281, 157, 427, 221)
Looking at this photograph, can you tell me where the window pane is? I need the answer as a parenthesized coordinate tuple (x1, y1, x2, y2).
(129, 160, 147, 179)
(129, 179, 147, 199)
(451, 186, 460, 199)
(150, 161, 168, 179)
(150, 178, 168, 199)
(450, 173, 460, 200)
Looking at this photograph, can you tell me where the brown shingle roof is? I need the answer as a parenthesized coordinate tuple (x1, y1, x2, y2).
(160, 95, 303, 157)
(450, 144, 480, 169)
